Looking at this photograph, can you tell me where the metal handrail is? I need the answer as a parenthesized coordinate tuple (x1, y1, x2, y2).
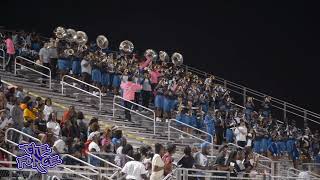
(168, 119, 219, 155)
(113, 95, 156, 134)
(5, 127, 42, 146)
(0, 48, 5, 70)
(61, 75, 102, 111)
(91, 151, 134, 160)
(87, 152, 122, 170)
(60, 154, 100, 174)
(183, 64, 320, 125)
(0, 147, 17, 158)
(14, 56, 52, 89)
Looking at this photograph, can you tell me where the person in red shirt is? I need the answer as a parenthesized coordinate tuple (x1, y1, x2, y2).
(162, 144, 176, 176)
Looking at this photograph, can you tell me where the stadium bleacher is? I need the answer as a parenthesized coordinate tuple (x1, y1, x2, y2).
(0, 28, 319, 180)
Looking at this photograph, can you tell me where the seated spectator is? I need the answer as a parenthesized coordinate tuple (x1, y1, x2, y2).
(87, 117, 99, 136)
(61, 105, 76, 126)
(47, 112, 61, 138)
(101, 127, 112, 152)
(53, 138, 67, 154)
(226, 150, 241, 177)
(121, 152, 148, 180)
(23, 100, 37, 122)
(178, 146, 195, 169)
(87, 131, 101, 166)
(150, 143, 165, 180)
(21, 121, 34, 142)
(162, 143, 176, 176)
(61, 118, 80, 141)
(140, 145, 153, 176)
(194, 143, 211, 170)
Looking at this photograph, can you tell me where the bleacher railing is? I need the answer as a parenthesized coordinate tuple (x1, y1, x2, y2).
(183, 64, 320, 126)
(174, 168, 309, 180)
(0, 48, 5, 70)
(113, 95, 156, 134)
(5, 127, 42, 146)
(287, 167, 320, 179)
(167, 118, 216, 154)
(61, 75, 102, 112)
(14, 56, 52, 89)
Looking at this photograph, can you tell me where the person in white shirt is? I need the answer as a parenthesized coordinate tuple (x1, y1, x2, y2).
(43, 98, 53, 121)
(234, 120, 248, 148)
(88, 131, 101, 152)
(150, 143, 165, 180)
(53, 138, 67, 153)
(47, 112, 61, 138)
(121, 152, 148, 180)
(81, 58, 92, 91)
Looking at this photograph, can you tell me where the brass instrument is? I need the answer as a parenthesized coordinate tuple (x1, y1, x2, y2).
(64, 49, 74, 56)
(65, 29, 77, 42)
(96, 35, 109, 49)
(75, 31, 88, 45)
(171, 52, 183, 66)
(119, 40, 134, 54)
(144, 49, 158, 61)
(159, 51, 169, 62)
(54, 26, 66, 39)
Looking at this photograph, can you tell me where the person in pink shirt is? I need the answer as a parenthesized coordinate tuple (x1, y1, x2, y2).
(150, 65, 162, 90)
(4, 33, 15, 72)
(120, 76, 142, 121)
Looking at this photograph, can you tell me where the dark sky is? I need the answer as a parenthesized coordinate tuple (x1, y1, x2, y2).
(2, 0, 320, 113)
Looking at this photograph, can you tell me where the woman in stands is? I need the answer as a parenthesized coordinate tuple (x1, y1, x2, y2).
(150, 143, 165, 180)
(162, 143, 176, 176)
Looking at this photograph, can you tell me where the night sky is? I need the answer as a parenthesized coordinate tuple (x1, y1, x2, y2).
(2, 0, 320, 114)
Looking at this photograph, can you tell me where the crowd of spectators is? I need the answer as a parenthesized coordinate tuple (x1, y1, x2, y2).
(0, 29, 320, 179)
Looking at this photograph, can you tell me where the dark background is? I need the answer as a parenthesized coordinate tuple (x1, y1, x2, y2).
(1, 0, 320, 114)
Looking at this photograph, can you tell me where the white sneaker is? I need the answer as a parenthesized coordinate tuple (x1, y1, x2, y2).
(72, 82, 77, 87)
(92, 91, 96, 95)
(101, 93, 107, 97)
(156, 117, 162, 122)
(179, 134, 185, 139)
(166, 119, 169, 123)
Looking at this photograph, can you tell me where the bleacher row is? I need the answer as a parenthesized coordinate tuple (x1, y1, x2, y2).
(0, 29, 319, 180)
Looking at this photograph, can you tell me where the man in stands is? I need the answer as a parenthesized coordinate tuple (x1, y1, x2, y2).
(4, 33, 15, 72)
(120, 76, 142, 122)
(39, 43, 51, 84)
(121, 152, 148, 180)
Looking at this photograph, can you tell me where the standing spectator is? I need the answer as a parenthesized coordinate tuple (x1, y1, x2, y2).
(150, 143, 165, 180)
(244, 97, 255, 121)
(10, 97, 23, 131)
(121, 152, 148, 180)
(120, 76, 142, 121)
(76, 111, 88, 141)
(115, 144, 134, 168)
(0, 92, 7, 110)
(48, 41, 58, 79)
(4, 33, 15, 72)
(61, 105, 76, 126)
(234, 120, 248, 147)
(81, 57, 92, 91)
(43, 98, 53, 121)
(215, 111, 224, 145)
(38, 43, 51, 84)
(162, 144, 176, 176)
(140, 72, 152, 109)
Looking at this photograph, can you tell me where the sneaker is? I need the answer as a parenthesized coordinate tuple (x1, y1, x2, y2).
(72, 82, 77, 87)
(165, 119, 169, 123)
(101, 93, 107, 97)
(93, 91, 96, 95)
(179, 134, 185, 139)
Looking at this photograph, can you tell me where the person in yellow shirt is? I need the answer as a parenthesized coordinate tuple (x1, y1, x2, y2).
(23, 102, 37, 122)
